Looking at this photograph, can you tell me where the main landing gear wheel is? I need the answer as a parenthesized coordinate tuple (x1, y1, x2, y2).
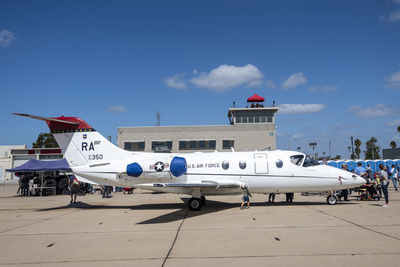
(188, 197, 202, 211)
(327, 194, 338, 205)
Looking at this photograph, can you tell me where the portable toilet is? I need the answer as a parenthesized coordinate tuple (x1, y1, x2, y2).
(328, 161, 338, 168)
(347, 161, 356, 172)
(337, 161, 346, 169)
(385, 160, 395, 169)
(396, 160, 400, 169)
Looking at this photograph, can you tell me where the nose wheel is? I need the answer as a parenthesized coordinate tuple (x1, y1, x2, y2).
(327, 194, 338, 205)
(188, 197, 203, 211)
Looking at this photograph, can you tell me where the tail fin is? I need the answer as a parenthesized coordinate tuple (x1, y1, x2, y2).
(14, 113, 130, 167)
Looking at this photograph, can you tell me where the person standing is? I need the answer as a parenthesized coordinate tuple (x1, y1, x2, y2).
(68, 175, 80, 204)
(366, 164, 373, 181)
(285, 193, 294, 203)
(378, 164, 389, 207)
(240, 185, 252, 209)
(355, 162, 366, 177)
(21, 174, 30, 197)
(340, 164, 349, 201)
(268, 193, 275, 203)
(16, 173, 22, 195)
(390, 164, 398, 191)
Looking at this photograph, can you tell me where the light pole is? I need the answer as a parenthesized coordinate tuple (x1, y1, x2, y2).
(309, 142, 317, 158)
(350, 136, 355, 160)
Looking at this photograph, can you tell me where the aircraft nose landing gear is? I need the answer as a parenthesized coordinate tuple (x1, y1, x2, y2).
(327, 194, 338, 205)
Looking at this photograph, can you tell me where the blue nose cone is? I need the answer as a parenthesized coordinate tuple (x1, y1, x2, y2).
(127, 162, 143, 177)
(170, 157, 187, 177)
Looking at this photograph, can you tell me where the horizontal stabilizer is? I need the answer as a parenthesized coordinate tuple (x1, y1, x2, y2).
(13, 113, 94, 132)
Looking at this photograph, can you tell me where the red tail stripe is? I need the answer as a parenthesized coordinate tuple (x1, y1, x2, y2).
(13, 113, 93, 131)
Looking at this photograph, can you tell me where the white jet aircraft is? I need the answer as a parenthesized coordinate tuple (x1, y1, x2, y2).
(15, 114, 365, 210)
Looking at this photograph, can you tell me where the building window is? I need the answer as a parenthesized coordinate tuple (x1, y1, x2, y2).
(209, 140, 216, 149)
(179, 140, 216, 150)
(248, 116, 254, 123)
(261, 116, 267, 123)
(124, 142, 145, 151)
(151, 141, 172, 152)
(199, 140, 206, 148)
(223, 140, 234, 150)
(267, 116, 273, 123)
(255, 116, 260, 123)
(236, 116, 242, 123)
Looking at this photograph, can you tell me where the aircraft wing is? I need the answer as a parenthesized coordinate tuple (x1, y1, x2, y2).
(137, 180, 241, 189)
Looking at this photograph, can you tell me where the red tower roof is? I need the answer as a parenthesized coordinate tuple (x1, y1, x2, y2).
(247, 94, 265, 102)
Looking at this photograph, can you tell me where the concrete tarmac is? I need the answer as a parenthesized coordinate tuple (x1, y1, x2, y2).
(1, 184, 400, 267)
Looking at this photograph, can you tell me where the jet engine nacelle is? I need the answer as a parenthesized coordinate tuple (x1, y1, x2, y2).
(125, 156, 187, 179)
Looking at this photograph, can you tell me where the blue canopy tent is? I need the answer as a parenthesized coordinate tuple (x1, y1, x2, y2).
(7, 159, 71, 196)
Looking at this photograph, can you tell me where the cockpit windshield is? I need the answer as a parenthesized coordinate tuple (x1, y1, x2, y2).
(290, 155, 304, 166)
(303, 156, 320, 167)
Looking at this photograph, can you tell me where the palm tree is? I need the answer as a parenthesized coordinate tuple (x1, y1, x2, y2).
(398, 125, 400, 133)
(354, 139, 361, 159)
(365, 137, 380, 160)
(390, 141, 397, 149)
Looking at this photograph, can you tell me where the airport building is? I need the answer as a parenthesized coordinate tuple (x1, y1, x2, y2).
(0, 146, 63, 182)
(118, 94, 279, 153)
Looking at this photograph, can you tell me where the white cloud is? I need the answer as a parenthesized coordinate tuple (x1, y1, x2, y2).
(107, 105, 127, 113)
(279, 104, 326, 114)
(291, 134, 304, 140)
(0, 29, 16, 47)
(388, 10, 400, 22)
(282, 72, 307, 90)
(385, 70, 400, 88)
(165, 73, 187, 90)
(349, 103, 396, 118)
(386, 118, 400, 127)
(190, 64, 263, 93)
(308, 85, 338, 92)
(380, 9, 400, 22)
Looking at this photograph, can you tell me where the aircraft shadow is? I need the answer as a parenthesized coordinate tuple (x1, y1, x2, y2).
(36, 198, 357, 224)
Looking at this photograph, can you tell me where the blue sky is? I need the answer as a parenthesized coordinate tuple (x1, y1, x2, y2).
(1, 0, 400, 158)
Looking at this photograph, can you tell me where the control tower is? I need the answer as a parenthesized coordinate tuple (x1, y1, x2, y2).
(228, 94, 279, 125)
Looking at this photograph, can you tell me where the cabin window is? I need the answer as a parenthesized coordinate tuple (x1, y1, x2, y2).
(275, 159, 283, 168)
(239, 161, 246, 169)
(290, 155, 304, 166)
(222, 160, 229, 170)
(303, 156, 320, 167)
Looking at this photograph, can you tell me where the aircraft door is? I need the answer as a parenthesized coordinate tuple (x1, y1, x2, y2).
(254, 153, 268, 174)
